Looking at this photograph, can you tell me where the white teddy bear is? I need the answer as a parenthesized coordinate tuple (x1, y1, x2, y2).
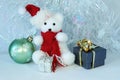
(25, 4, 75, 71)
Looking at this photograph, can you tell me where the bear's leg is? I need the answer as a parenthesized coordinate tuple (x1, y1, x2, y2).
(32, 50, 46, 64)
(58, 43, 75, 66)
(61, 52, 75, 66)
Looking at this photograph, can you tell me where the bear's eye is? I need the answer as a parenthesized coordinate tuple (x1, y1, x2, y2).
(53, 23, 55, 26)
(44, 22, 47, 25)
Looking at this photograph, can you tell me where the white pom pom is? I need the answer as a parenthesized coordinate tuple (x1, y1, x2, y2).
(33, 36, 43, 46)
(56, 32, 68, 42)
(61, 52, 75, 65)
(32, 50, 46, 64)
(18, 6, 26, 15)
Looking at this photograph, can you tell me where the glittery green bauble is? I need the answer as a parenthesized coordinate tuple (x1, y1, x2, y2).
(9, 37, 35, 63)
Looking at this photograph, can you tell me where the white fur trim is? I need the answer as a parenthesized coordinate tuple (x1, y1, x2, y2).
(33, 35, 43, 46)
(18, 6, 26, 15)
(61, 52, 75, 65)
(32, 50, 46, 64)
(56, 32, 68, 42)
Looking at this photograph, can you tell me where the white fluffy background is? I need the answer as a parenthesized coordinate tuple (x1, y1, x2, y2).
(0, 0, 120, 80)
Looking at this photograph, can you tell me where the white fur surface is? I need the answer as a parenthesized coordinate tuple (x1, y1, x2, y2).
(32, 50, 46, 64)
(40, 13, 63, 32)
(56, 32, 68, 42)
(30, 10, 52, 29)
(53, 13, 63, 25)
(58, 42, 75, 65)
(33, 35, 43, 46)
(61, 52, 75, 65)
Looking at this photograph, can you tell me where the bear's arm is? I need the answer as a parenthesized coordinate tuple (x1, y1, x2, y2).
(56, 32, 68, 42)
(33, 35, 43, 46)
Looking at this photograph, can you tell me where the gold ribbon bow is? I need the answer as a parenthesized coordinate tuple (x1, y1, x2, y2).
(77, 39, 97, 52)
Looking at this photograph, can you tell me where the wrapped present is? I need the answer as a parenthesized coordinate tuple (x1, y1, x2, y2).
(38, 55, 53, 72)
(73, 39, 106, 69)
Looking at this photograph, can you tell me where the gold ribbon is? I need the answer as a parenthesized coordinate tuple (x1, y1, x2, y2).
(79, 49, 96, 68)
(79, 48, 82, 66)
(92, 50, 95, 68)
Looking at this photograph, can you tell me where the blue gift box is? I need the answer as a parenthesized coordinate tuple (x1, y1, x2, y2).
(73, 46, 106, 69)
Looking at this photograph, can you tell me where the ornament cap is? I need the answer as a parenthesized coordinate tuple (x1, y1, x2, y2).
(27, 36, 33, 42)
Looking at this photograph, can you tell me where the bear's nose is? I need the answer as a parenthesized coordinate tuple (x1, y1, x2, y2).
(48, 29, 51, 31)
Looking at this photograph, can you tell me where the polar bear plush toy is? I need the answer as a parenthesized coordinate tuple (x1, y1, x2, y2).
(25, 4, 75, 72)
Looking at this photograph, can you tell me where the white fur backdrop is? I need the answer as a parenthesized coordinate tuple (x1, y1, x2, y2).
(0, 0, 120, 55)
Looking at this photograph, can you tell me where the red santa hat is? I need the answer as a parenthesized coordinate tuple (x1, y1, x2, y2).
(25, 4, 40, 16)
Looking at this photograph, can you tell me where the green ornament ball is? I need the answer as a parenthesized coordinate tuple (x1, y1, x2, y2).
(9, 36, 35, 64)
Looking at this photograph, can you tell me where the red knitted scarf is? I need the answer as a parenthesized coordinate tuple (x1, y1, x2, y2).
(40, 30, 64, 72)
(41, 30, 62, 56)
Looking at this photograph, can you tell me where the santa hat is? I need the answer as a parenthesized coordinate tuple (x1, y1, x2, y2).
(25, 4, 40, 16)
(25, 4, 52, 29)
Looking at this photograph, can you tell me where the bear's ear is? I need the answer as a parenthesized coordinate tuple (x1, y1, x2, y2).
(54, 13, 64, 23)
